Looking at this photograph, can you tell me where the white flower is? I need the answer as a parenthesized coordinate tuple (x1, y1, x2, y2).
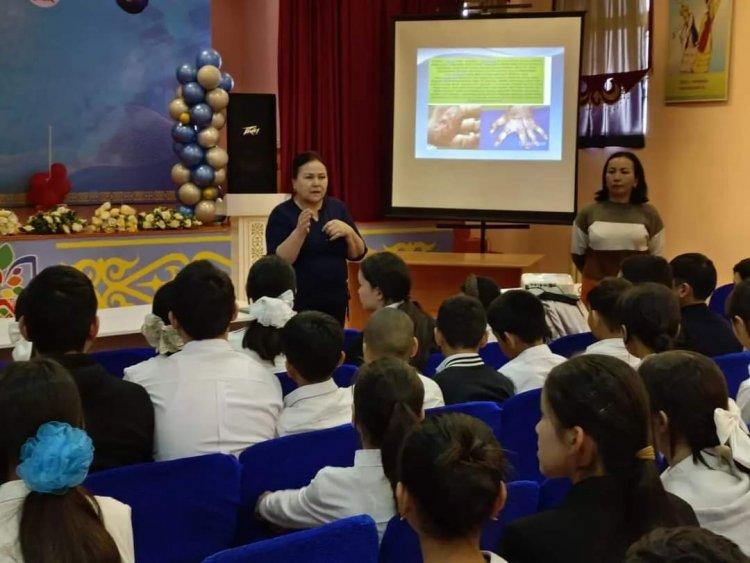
(184, 219, 192, 228)
(146, 213, 154, 223)
(156, 220, 166, 229)
(62, 224, 70, 234)
(72, 223, 83, 232)
(168, 220, 180, 228)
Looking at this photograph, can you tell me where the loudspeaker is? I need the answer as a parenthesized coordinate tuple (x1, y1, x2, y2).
(227, 93, 277, 193)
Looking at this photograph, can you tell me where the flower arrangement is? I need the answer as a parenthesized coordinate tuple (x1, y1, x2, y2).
(88, 202, 138, 233)
(0, 209, 21, 236)
(137, 206, 202, 230)
(22, 205, 87, 234)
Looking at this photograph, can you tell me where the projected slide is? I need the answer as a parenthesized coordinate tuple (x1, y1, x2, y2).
(415, 47, 565, 161)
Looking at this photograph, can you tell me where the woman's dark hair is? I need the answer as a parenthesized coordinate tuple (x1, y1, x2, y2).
(461, 274, 500, 312)
(545, 354, 680, 543)
(595, 151, 649, 204)
(627, 526, 750, 563)
(620, 283, 681, 353)
(152, 280, 176, 325)
(353, 357, 423, 485)
(638, 351, 737, 469)
(0, 359, 120, 563)
(733, 259, 750, 283)
(292, 151, 325, 179)
(727, 280, 750, 325)
(399, 413, 507, 540)
(360, 252, 436, 371)
(242, 255, 297, 361)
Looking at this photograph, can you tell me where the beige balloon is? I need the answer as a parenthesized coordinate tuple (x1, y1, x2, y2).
(168, 98, 189, 120)
(211, 110, 227, 129)
(206, 147, 229, 169)
(213, 167, 226, 186)
(171, 163, 191, 185)
(197, 65, 222, 90)
(177, 182, 202, 206)
(206, 88, 229, 111)
(197, 126, 220, 148)
(194, 200, 217, 223)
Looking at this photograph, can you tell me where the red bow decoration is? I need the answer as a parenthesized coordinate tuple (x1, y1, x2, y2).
(27, 163, 71, 209)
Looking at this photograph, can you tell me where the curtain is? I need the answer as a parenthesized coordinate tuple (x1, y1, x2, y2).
(278, 0, 460, 221)
(555, 0, 652, 148)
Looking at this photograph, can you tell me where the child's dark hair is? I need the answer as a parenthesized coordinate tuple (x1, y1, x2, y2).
(733, 259, 750, 283)
(292, 151, 325, 179)
(638, 351, 736, 469)
(670, 253, 717, 301)
(461, 274, 500, 312)
(152, 280, 176, 325)
(487, 290, 550, 344)
(0, 359, 120, 563)
(360, 252, 436, 370)
(726, 280, 750, 325)
(14, 287, 27, 323)
(353, 357, 423, 485)
(281, 311, 343, 383)
(545, 354, 680, 543)
(437, 295, 487, 349)
(626, 526, 750, 563)
(588, 277, 633, 331)
(595, 151, 649, 204)
(22, 265, 98, 355)
(621, 283, 681, 353)
(242, 255, 297, 361)
(399, 413, 507, 540)
(620, 255, 673, 287)
(171, 260, 235, 340)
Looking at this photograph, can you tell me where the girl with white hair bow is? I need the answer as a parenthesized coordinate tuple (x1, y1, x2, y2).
(640, 350, 750, 554)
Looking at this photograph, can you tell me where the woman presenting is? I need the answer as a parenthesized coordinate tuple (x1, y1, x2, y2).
(571, 151, 664, 299)
(266, 151, 366, 325)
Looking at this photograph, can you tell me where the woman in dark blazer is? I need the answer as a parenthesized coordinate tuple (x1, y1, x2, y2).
(498, 355, 697, 563)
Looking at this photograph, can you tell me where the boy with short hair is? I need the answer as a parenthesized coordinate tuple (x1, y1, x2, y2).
(129, 260, 282, 460)
(433, 294, 514, 404)
(277, 311, 353, 436)
(671, 253, 741, 357)
(362, 307, 445, 408)
(620, 254, 674, 287)
(487, 290, 566, 393)
(584, 277, 640, 367)
(734, 258, 750, 284)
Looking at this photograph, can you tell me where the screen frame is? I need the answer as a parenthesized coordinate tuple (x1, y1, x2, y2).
(387, 11, 585, 225)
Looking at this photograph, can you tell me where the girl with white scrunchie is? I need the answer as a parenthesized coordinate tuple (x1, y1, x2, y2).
(227, 255, 297, 373)
(640, 351, 750, 554)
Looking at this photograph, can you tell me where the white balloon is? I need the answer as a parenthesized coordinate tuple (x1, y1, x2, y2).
(211, 110, 227, 129)
(168, 98, 189, 121)
(206, 147, 229, 169)
(171, 163, 191, 185)
(197, 126, 220, 148)
(213, 167, 226, 186)
(206, 88, 229, 111)
(197, 65, 222, 90)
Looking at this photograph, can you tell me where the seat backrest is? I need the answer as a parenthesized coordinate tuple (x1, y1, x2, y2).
(548, 332, 596, 358)
(237, 423, 361, 543)
(344, 328, 362, 351)
(90, 347, 157, 378)
(423, 351, 444, 377)
(84, 454, 241, 563)
(479, 342, 508, 370)
(204, 514, 379, 563)
(709, 283, 735, 318)
(378, 480, 540, 563)
(499, 388, 543, 482)
(713, 351, 750, 399)
(333, 363, 358, 387)
(538, 478, 572, 511)
(426, 402, 502, 443)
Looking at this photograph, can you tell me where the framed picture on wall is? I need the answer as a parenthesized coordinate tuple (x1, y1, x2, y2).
(666, 0, 733, 103)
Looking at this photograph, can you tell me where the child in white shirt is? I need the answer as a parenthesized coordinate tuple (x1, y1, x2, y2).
(257, 357, 424, 539)
(640, 350, 750, 554)
(276, 311, 353, 437)
(362, 307, 444, 409)
(487, 290, 566, 393)
(584, 277, 640, 368)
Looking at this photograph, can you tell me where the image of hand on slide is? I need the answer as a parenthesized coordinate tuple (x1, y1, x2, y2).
(490, 106, 548, 149)
(427, 105, 481, 148)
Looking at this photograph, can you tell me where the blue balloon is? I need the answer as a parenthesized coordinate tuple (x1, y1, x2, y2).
(196, 48, 222, 69)
(178, 205, 194, 217)
(191, 164, 215, 187)
(182, 82, 205, 106)
(171, 123, 196, 144)
(179, 144, 204, 167)
(173, 141, 186, 156)
(189, 103, 213, 127)
(219, 72, 234, 93)
(176, 63, 197, 84)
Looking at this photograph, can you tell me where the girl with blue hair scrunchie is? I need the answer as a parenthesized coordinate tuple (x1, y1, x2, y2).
(0, 359, 134, 563)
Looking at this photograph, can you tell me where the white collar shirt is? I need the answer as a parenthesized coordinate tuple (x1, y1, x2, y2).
(277, 379, 353, 437)
(435, 352, 485, 374)
(350, 372, 444, 411)
(583, 338, 641, 368)
(133, 339, 283, 461)
(661, 448, 750, 554)
(0, 480, 135, 562)
(483, 552, 509, 563)
(258, 449, 395, 540)
(499, 344, 566, 394)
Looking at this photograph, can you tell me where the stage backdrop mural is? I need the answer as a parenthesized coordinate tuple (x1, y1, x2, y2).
(0, 0, 210, 206)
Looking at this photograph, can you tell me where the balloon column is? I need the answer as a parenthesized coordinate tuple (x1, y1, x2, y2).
(170, 48, 233, 223)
